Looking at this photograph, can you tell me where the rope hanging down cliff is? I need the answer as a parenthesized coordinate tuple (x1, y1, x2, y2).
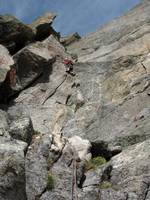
(71, 150, 78, 200)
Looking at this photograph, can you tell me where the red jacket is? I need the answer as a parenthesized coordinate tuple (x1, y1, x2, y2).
(63, 59, 73, 65)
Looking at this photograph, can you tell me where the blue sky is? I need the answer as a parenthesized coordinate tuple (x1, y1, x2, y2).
(0, 0, 140, 36)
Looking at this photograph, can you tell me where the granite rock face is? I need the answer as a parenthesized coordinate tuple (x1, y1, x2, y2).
(0, 106, 32, 200)
(109, 139, 150, 199)
(67, 0, 150, 62)
(0, 0, 150, 199)
(65, 0, 150, 148)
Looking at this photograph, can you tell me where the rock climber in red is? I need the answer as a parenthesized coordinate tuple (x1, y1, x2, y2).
(63, 58, 75, 75)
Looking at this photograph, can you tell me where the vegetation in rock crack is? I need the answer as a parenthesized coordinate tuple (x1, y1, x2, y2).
(33, 130, 41, 135)
(99, 181, 112, 189)
(47, 158, 54, 169)
(47, 172, 55, 190)
(85, 156, 106, 171)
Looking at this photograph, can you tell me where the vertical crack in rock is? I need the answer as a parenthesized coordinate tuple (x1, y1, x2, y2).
(41, 74, 67, 105)
(143, 182, 150, 200)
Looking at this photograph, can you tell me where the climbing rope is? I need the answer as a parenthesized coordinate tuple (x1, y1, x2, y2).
(71, 152, 78, 200)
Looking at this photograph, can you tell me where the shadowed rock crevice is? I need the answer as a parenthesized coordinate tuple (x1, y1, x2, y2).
(91, 141, 122, 161)
(35, 24, 60, 41)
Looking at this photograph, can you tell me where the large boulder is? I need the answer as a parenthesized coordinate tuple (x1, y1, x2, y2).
(68, 136, 91, 161)
(0, 14, 34, 54)
(13, 35, 70, 134)
(8, 105, 33, 144)
(12, 41, 55, 91)
(0, 35, 65, 103)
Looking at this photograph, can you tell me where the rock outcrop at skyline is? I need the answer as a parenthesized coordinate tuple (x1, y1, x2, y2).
(0, 12, 60, 55)
(60, 32, 81, 46)
(0, 0, 150, 199)
(29, 12, 60, 41)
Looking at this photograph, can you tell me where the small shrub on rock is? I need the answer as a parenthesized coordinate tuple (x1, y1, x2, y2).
(47, 172, 55, 190)
(91, 156, 106, 166)
(99, 181, 112, 189)
(85, 156, 106, 171)
(33, 130, 41, 135)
